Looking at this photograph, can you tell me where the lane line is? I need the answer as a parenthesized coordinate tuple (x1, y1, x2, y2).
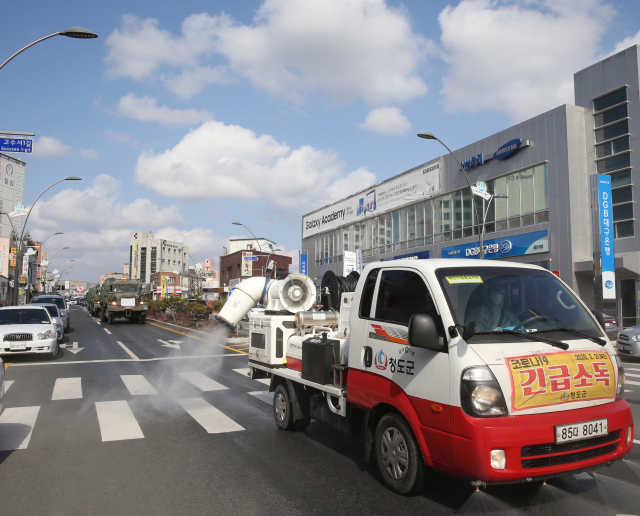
(120, 375, 158, 395)
(176, 398, 244, 434)
(4, 380, 14, 393)
(52, 377, 82, 400)
(178, 372, 228, 392)
(116, 341, 139, 361)
(9, 353, 242, 366)
(3, 362, 11, 370)
(248, 391, 273, 405)
(97, 321, 101, 325)
(0, 406, 41, 450)
(148, 321, 248, 355)
(104, 328, 112, 335)
(95, 400, 144, 442)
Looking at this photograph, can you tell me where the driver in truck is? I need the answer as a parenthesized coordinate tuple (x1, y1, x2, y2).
(466, 279, 519, 331)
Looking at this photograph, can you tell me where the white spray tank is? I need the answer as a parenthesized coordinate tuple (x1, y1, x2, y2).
(217, 273, 317, 327)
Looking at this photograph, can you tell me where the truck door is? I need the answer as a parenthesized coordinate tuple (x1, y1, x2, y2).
(361, 267, 452, 465)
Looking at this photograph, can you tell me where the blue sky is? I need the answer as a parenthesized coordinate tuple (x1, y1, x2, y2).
(1, 0, 640, 283)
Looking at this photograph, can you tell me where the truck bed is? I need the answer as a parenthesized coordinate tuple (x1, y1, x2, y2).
(250, 361, 346, 397)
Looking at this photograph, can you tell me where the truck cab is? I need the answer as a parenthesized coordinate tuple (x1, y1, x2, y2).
(99, 278, 148, 324)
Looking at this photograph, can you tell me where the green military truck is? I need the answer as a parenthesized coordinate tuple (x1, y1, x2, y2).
(86, 285, 101, 317)
(99, 278, 148, 324)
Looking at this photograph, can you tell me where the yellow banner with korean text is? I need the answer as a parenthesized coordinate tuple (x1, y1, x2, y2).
(506, 350, 616, 412)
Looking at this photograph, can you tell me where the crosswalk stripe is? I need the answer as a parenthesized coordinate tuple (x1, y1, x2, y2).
(625, 373, 640, 378)
(626, 380, 640, 386)
(4, 380, 14, 393)
(52, 378, 82, 400)
(0, 406, 40, 450)
(178, 372, 227, 392)
(120, 375, 158, 395)
(177, 398, 244, 434)
(248, 391, 273, 405)
(95, 400, 144, 442)
(624, 367, 640, 372)
(232, 367, 271, 386)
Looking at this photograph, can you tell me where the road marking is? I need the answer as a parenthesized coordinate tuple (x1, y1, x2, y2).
(634, 439, 640, 445)
(59, 341, 84, 354)
(233, 368, 271, 386)
(178, 372, 227, 392)
(95, 400, 144, 442)
(158, 339, 181, 350)
(176, 398, 244, 434)
(0, 406, 41, 450)
(116, 341, 139, 361)
(624, 367, 640, 372)
(120, 375, 158, 395)
(248, 391, 273, 405)
(148, 321, 248, 355)
(4, 380, 14, 393)
(9, 353, 242, 366)
(104, 328, 112, 335)
(625, 373, 640, 378)
(52, 377, 82, 400)
(626, 380, 640, 386)
(97, 321, 101, 325)
(3, 362, 11, 369)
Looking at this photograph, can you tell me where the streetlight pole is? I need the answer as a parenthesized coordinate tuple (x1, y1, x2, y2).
(417, 132, 485, 259)
(232, 222, 271, 276)
(0, 27, 98, 72)
(13, 177, 81, 305)
(41, 246, 69, 293)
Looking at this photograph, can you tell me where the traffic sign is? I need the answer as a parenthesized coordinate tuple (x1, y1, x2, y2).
(244, 256, 259, 261)
(1, 138, 32, 153)
(13, 203, 24, 213)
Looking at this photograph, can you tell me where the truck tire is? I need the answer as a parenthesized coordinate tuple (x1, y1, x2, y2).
(374, 413, 427, 496)
(273, 384, 294, 431)
(139, 315, 146, 324)
(101, 308, 108, 323)
(107, 314, 115, 325)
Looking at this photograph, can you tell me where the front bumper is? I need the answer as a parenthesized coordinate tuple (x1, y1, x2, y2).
(616, 337, 640, 356)
(0, 338, 57, 355)
(449, 400, 633, 483)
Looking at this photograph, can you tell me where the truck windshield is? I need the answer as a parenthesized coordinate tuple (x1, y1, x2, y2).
(113, 285, 137, 293)
(435, 267, 602, 339)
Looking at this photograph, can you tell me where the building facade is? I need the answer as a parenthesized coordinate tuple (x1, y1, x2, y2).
(229, 238, 277, 254)
(220, 250, 292, 289)
(201, 258, 217, 277)
(129, 231, 190, 285)
(302, 45, 640, 328)
(0, 153, 26, 239)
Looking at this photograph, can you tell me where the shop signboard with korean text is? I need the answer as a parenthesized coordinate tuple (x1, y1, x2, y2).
(10, 248, 17, 266)
(597, 175, 616, 299)
(242, 251, 253, 277)
(441, 230, 548, 259)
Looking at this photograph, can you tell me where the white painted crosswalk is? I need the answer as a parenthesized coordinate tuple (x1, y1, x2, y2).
(0, 367, 274, 448)
(52, 377, 83, 400)
(233, 368, 271, 386)
(96, 400, 144, 442)
(4, 380, 14, 393)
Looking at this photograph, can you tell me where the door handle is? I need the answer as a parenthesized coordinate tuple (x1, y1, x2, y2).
(364, 346, 373, 368)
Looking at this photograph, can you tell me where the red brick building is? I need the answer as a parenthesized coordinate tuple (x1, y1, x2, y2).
(220, 250, 292, 288)
(151, 271, 182, 298)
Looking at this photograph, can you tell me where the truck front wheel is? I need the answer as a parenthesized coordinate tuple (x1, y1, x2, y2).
(273, 384, 294, 431)
(374, 413, 427, 496)
(101, 309, 108, 323)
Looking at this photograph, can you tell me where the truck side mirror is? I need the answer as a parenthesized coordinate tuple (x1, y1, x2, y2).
(408, 314, 443, 352)
(591, 310, 606, 331)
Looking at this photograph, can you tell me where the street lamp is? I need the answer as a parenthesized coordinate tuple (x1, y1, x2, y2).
(0, 27, 98, 72)
(417, 132, 485, 258)
(41, 232, 63, 245)
(231, 222, 266, 255)
(13, 177, 81, 304)
(42, 246, 69, 293)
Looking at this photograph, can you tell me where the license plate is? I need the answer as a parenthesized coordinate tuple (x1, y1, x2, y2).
(9, 343, 26, 350)
(121, 298, 135, 307)
(555, 418, 608, 443)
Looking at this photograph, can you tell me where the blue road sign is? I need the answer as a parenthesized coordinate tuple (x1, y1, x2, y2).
(0, 138, 32, 153)
(243, 256, 259, 261)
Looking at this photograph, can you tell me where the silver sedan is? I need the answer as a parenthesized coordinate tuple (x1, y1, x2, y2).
(616, 325, 640, 359)
(0, 306, 58, 359)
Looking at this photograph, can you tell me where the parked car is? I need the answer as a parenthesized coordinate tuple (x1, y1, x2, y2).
(30, 295, 69, 331)
(616, 324, 640, 359)
(40, 303, 64, 343)
(604, 314, 619, 341)
(0, 306, 58, 359)
(67, 298, 78, 306)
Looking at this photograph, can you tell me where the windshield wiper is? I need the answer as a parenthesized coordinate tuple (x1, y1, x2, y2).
(536, 327, 607, 346)
(476, 330, 569, 350)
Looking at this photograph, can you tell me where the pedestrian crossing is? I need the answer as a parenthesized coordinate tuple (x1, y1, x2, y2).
(0, 368, 273, 451)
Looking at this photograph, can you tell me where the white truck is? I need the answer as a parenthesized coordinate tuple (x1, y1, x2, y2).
(217, 259, 633, 495)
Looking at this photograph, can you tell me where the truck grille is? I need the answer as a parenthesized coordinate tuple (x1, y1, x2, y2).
(3, 333, 33, 342)
(521, 431, 620, 469)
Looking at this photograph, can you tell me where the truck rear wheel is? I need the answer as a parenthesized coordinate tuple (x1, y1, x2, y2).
(273, 384, 294, 431)
(374, 413, 427, 496)
(101, 309, 107, 323)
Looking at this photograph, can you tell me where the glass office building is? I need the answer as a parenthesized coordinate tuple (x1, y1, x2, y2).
(302, 45, 640, 328)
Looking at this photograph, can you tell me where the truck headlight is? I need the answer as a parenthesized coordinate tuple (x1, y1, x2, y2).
(37, 330, 54, 340)
(615, 354, 625, 401)
(112, 301, 117, 305)
(140, 301, 145, 305)
(461, 367, 508, 417)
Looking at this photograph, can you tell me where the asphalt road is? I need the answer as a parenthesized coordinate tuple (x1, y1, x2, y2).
(0, 306, 639, 516)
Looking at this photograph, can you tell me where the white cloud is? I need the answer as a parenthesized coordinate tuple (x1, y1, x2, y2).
(31, 136, 72, 159)
(606, 29, 640, 58)
(118, 93, 213, 125)
(106, 129, 139, 148)
(358, 106, 412, 135)
(134, 119, 376, 210)
(80, 148, 98, 160)
(106, 1, 433, 104)
(438, 0, 615, 122)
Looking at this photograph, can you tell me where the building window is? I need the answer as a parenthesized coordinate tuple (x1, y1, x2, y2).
(593, 87, 627, 112)
(150, 247, 157, 274)
(140, 247, 147, 280)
